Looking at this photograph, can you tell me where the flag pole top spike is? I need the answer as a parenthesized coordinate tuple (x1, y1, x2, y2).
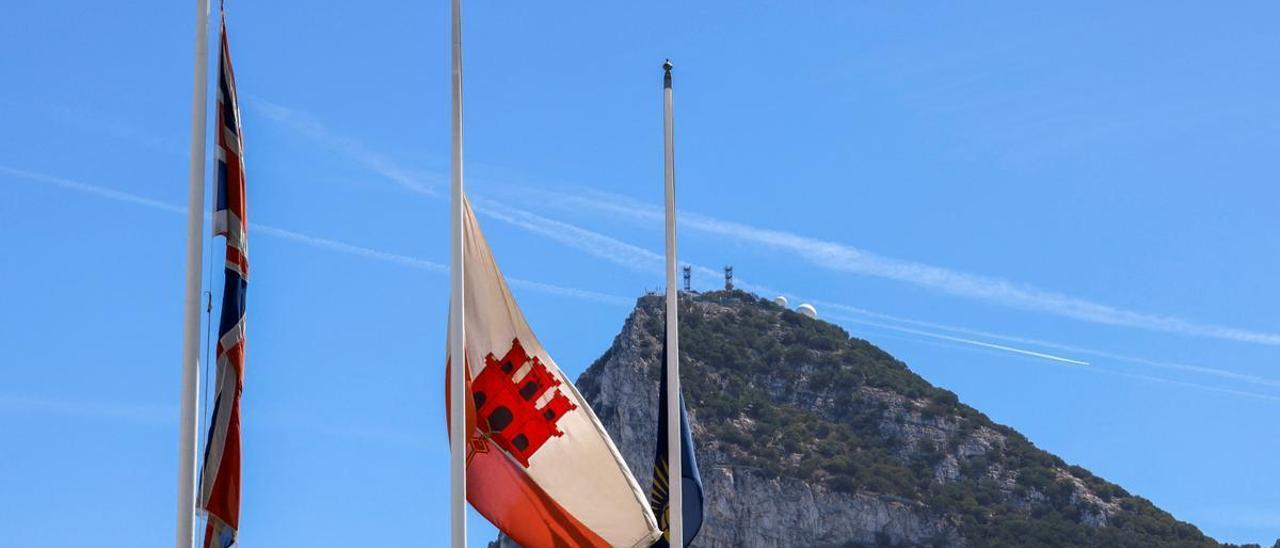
(663, 59, 673, 72)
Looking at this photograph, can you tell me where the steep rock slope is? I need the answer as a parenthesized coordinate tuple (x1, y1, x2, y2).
(499, 291, 1222, 547)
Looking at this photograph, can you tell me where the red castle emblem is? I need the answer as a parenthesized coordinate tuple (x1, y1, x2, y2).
(471, 338, 577, 467)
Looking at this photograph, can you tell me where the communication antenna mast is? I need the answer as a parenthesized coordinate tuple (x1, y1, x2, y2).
(724, 266, 734, 291)
(682, 266, 691, 292)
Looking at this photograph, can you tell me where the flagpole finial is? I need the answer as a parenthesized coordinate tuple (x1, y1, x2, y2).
(663, 59, 673, 72)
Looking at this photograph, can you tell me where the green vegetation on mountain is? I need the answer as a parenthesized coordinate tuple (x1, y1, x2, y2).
(603, 290, 1224, 547)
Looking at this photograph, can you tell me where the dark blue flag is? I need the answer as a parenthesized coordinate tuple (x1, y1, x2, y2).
(649, 330, 705, 547)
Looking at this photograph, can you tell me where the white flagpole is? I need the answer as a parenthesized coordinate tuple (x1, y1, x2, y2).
(662, 59, 684, 547)
(449, 0, 468, 546)
(177, 0, 210, 546)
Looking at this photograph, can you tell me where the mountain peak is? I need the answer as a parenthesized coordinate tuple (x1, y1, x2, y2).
(504, 290, 1225, 547)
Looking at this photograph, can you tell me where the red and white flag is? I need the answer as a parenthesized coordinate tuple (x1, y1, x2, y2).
(447, 199, 660, 547)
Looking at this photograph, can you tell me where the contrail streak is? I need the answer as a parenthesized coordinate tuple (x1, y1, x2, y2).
(209, 106, 1280, 373)
(819, 301, 1280, 391)
(10, 161, 1269, 402)
(251, 223, 446, 273)
(469, 196, 1280, 389)
(26, 92, 1280, 379)
(248, 98, 441, 197)
(458, 196, 1276, 385)
(244, 102, 710, 288)
(0, 165, 1101, 369)
(471, 197, 664, 274)
(471, 198, 738, 295)
(1088, 368, 1280, 403)
(1, 166, 185, 214)
(827, 313, 1091, 366)
(523, 187, 1280, 347)
(1, 166, 627, 307)
(244, 103, 761, 292)
(224, 105, 1280, 394)
(858, 328, 1280, 404)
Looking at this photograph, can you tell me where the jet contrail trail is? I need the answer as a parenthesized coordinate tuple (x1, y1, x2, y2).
(1, 166, 186, 214)
(0, 167, 1100, 367)
(471, 197, 665, 275)
(818, 301, 1280, 391)
(1087, 368, 1280, 403)
(28, 101, 1280, 347)
(13, 166, 1276, 407)
(855, 328, 1280, 404)
(449, 198, 1279, 386)
(45, 101, 1278, 384)
(473, 197, 773, 299)
(233, 106, 1280, 379)
(825, 313, 1091, 366)
(469, 200, 1280, 388)
(514, 186, 1280, 347)
(1, 166, 628, 307)
(3, 155, 1087, 369)
(251, 223, 447, 273)
(248, 98, 441, 197)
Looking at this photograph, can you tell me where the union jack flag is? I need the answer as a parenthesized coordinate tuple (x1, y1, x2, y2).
(200, 16, 247, 548)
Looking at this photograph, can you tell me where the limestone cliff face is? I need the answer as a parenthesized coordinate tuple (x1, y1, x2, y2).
(574, 295, 959, 547)
(495, 291, 1221, 547)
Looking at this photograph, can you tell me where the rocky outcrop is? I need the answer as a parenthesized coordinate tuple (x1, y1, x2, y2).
(495, 291, 1221, 547)
(694, 466, 959, 547)
(577, 297, 960, 547)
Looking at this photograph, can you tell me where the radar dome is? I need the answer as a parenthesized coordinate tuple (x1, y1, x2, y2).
(773, 296, 789, 307)
(796, 303, 817, 319)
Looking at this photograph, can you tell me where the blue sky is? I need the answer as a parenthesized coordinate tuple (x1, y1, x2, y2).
(2, 1, 1278, 545)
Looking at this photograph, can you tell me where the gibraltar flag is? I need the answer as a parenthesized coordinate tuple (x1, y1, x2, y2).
(447, 198, 660, 547)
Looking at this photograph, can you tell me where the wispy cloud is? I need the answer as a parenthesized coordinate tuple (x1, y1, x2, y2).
(247, 98, 441, 197)
(820, 301, 1280, 391)
(0, 166, 626, 307)
(501, 278, 629, 306)
(303, 168, 1102, 367)
(1088, 367, 1280, 404)
(827, 313, 1091, 366)
(242, 105, 1280, 390)
(470, 181, 1280, 395)
(472, 197, 769, 300)
(837, 319, 1280, 404)
(243, 101, 676, 298)
(1, 166, 185, 214)
(252, 223, 447, 273)
(471, 197, 665, 274)
(532, 188, 1280, 347)
(13, 164, 1274, 405)
(0, 164, 1108, 370)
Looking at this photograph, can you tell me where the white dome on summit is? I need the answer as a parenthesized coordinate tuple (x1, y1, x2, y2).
(774, 296, 789, 307)
(796, 303, 817, 319)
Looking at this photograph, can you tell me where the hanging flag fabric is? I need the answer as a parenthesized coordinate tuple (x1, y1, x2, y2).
(199, 17, 247, 548)
(649, 328, 705, 548)
(445, 199, 660, 548)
